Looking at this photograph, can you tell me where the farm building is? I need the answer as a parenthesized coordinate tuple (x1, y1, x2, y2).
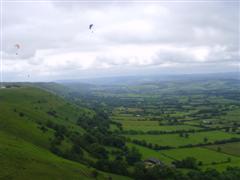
(144, 158, 164, 168)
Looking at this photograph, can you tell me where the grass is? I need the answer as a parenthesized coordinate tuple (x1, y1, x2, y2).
(111, 115, 146, 121)
(220, 109, 240, 122)
(110, 124, 119, 131)
(0, 87, 87, 147)
(126, 143, 173, 164)
(0, 87, 132, 180)
(0, 130, 93, 180)
(115, 120, 201, 132)
(203, 160, 240, 171)
(0, 130, 131, 180)
(2, 79, 240, 176)
(161, 147, 240, 166)
(89, 78, 240, 171)
(206, 142, 240, 157)
(126, 131, 240, 147)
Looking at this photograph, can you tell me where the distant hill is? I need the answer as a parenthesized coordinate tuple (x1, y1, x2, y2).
(56, 72, 240, 86)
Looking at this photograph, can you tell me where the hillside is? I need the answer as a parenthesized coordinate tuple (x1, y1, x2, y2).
(0, 86, 131, 180)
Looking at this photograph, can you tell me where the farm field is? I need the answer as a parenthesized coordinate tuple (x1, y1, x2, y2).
(161, 147, 240, 166)
(125, 131, 240, 147)
(113, 120, 201, 132)
(126, 143, 173, 164)
(111, 115, 147, 121)
(206, 142, 240, 157)
(93, 78, 240, 173)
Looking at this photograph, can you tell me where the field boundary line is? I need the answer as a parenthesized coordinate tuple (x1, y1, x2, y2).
(160, 153, 177, 161)
(202, 146, 240, 158)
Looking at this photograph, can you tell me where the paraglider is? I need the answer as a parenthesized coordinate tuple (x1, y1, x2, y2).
(15, 44, 20, 55)
(89, 24, 94, 33)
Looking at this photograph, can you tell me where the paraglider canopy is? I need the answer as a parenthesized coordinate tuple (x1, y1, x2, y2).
(15, 44, 20, 49)
(15, 44, 21, 55)
(89, 24, 93, 30)
(89, 24, 94, 33)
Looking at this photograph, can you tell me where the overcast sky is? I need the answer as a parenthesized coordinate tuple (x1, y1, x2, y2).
(1, 0, 239, 81)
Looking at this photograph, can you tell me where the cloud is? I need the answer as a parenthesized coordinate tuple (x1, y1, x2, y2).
(1, 1, 239, 81)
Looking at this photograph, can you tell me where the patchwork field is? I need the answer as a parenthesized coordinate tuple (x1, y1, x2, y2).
(113, 120, 201, 132)
(98, 79, 240, 173)
(127, 143, 240, 171)
(126, 131, 240, 147)
(161, 147, 240, 165)
(206, 142, 240, 157)
(126, 143, 173, 164)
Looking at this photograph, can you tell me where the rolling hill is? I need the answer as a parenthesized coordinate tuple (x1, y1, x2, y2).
(0, 86, 131, 180)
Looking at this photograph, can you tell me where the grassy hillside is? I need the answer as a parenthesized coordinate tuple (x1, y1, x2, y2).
(0, 130, 92, 180)
(0, 87, 86, 148)
(0, 86, 131, 180)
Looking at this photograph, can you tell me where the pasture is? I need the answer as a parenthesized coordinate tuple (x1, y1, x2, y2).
(126, 131, 240, 147)
(114, 120, 201, 132)
(206, 142, 240, 157)
(161, 147, 240, 166)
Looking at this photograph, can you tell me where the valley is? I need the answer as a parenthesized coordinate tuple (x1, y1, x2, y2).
(1, 74, 240, 179)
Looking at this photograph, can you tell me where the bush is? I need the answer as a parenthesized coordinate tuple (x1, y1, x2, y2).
(19, 112, 25, 117)
(173, 157, 199, 169)
(126, 147, 142, 165)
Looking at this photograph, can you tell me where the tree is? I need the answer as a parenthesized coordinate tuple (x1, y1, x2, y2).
(173, 157, 198, 169)
(133, 162, 186, 180)
(19, 112, 25, 117)
(88, 143, 108, 159)
(109, 160, 128, 175)
(203, 137, 208, 143)
(126, 147, 142, 165)
(91, 170, 99, 178)
(179, 132, 184, 137)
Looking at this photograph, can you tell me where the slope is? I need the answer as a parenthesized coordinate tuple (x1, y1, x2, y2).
(0, 86, 131, 180)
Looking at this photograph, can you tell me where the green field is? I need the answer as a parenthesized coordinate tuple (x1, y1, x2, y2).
(161, 147, 240, 166)
(111, 115, 147, 121)
(127, 143, 240, 170)
(206, 142, 240, 157)
(114, 120, 201, 132)
(85, 78, 240, 173)
(126, 143, 173, 164)
(126, 131, 240, 147)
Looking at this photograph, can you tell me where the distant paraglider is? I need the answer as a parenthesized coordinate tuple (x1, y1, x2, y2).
(89, 24, 94, 33)
(15, 44, 21, 55)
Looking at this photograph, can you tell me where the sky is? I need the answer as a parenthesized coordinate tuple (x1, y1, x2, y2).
(1, 0, 239, 81)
